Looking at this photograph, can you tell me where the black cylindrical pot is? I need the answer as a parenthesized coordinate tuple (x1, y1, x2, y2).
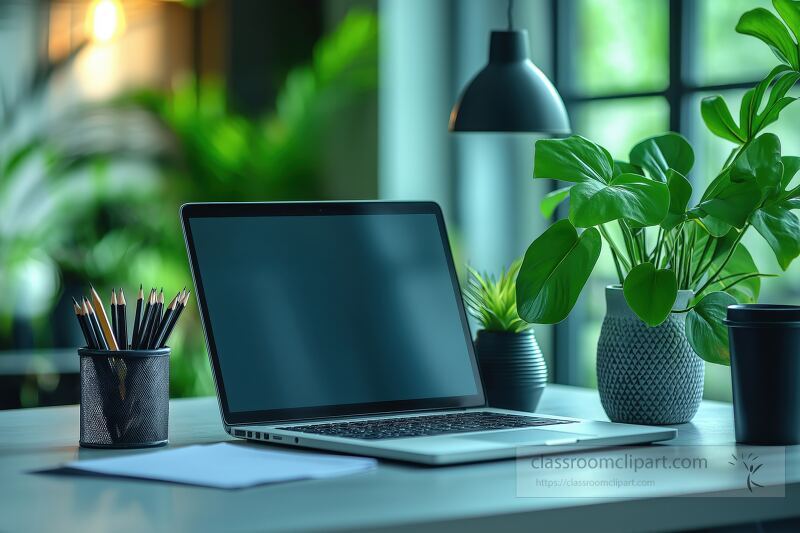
(726, 305, 800, 445)
(474, 330, 547, 412)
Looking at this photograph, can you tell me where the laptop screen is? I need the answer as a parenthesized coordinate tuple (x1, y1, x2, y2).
(184, 203, 483, 423)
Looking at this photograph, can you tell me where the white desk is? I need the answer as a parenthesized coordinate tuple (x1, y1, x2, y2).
(1, 385, 798, 532)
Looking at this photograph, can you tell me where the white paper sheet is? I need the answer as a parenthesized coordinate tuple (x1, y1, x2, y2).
(65, 442, 377, 489)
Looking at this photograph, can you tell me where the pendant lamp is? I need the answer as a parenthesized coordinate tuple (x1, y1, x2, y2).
(449, 0, 570, 134)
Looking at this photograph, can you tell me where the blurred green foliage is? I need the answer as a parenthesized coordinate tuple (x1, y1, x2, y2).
(126, 8, 378, 203)
(575, 0, 668, 96)
(123, 8, 378, 397)
(0, 8, 378, 400)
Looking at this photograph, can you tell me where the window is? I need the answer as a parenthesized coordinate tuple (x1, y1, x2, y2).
(553, 0, 797, 399)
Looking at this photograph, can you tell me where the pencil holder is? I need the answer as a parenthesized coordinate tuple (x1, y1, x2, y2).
(79, 347, 170, 448)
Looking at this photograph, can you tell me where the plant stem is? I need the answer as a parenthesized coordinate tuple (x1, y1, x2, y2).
(672, 226, 683, 275)
(653, 227, 663, 263)
(599, 224, 631, 272)
(616, 221, 635, 265)
(619, 221, 640, 265)
(683, 225, 697, 289)
(660, 232, 675, 269)
(722, 146, 738, 168)
(610, 247, 625, 284)
(715, 271, 777, 284)
(695, 224, 750, 297)
(640, 231, 648, 262)
(719, 272, 777, 292)
(692, 233, 716, 286)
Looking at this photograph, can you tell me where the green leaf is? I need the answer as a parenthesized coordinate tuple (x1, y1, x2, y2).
(534, 135, 614, 184)
(739, 65, 791, 137)
(691, 226, 736, 274)
(784, 197, 800, 209)
(623, 263, 678, 326)
(516, 220, 602, 324)
(686, 291, 737, 366)
(629, 133, 695, 182)
(463, 260, 530, 333)
(710, 230, 739, 267)
(756, 65, 800, 116)
(695, 179, 762, 228)
(737, 7, 800, 69)
(697, 135, 783, 227)
(613, 160, 642, 177)
(569, 173, 669, 228)
(662, 169, 692, 230)
(701, 96, 745, 144)
(780, 155, 800, 192)
(750, 204, 800, 270)
(706, 243, 762, 303)
(774, 0, 800, 42)
(540, 186, 571, 218)
(730, 133, 783, 197)
(694, 214, 732, 237)
(757, 96, 798, 132)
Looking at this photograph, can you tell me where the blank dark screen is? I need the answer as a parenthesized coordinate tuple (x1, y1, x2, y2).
(189, 213, 479, 413)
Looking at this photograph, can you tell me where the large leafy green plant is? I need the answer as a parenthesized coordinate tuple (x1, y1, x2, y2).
(516, 0, 800, 366)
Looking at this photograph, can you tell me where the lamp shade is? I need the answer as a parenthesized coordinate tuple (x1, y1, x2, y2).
(449, 30, 570, 134)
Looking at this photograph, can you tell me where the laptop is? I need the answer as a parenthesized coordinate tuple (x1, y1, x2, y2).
(181, 201, 676, 465)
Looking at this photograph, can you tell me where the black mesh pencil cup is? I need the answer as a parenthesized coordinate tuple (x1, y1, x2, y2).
(79, 347, 170, 448)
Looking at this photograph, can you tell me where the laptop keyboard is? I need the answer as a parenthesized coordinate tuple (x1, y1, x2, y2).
(278, 412, 575, 440)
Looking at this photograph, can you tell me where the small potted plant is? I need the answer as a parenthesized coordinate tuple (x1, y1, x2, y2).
(463, 260, 547, 412)
(515, 1, 800, 425)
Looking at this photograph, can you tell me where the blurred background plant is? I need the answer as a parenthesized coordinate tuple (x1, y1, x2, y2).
(0, 0, 378, 406)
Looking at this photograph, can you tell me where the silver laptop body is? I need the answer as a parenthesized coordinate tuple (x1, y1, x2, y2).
(181, 201, 675, 465)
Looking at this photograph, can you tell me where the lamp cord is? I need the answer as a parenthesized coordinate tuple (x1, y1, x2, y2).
(507, 0, 514, 30)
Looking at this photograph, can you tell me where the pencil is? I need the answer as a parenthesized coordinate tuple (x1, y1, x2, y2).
(81, 299, 100, 350)
(153, 292, 179, 349)
(119, 288, 128, 350)
(159, 290, 189, 348)
(131, 285, 143, 350)
(146, 289, 164, 349)
(84, 298, 109, 350)
(111, 289, 118, 348)
(144, 289, 158, 348)
(91, 285, 119, 350)
(83, 304, 100, 349)
(72, 297, 94, 349)
(135, 288, 155, 349)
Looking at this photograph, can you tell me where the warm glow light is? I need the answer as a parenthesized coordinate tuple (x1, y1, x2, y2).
(86, 0, 126, 43)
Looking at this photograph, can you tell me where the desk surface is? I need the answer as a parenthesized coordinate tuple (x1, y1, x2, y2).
(2, 385, 798, 533)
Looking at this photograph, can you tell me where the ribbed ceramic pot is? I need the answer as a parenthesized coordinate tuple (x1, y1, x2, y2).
(596, 286, 704, 425)
(475, 330, 547, 412)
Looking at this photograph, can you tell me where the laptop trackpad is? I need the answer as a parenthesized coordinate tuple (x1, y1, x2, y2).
(465, 428, 588, 445)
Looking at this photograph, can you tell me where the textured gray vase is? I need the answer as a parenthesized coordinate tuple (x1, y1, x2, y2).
(596, 286, 704, 425)
(475, 330, 547, 412)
